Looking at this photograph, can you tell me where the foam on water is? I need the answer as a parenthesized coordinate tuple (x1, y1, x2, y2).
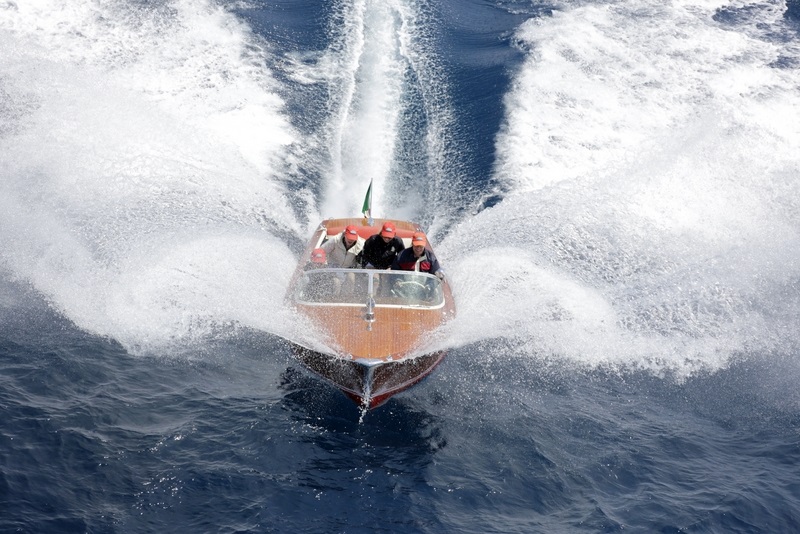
(286, 0, 458, 227)
(3, 0, 798, 377)
(0, 0, 457, 356)
(0, 0, 303, 351)
(439, 0, 800, 377)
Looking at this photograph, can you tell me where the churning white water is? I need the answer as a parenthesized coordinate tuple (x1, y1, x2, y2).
(287, 0, 456, 223)
(440, 0, 800, 377)
(0, 0, 302, 349)
(2, 0, 798, 377)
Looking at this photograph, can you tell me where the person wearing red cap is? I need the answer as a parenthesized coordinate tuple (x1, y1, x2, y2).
(391, 231, 442, 277)
(302, 248, 338, 299)
(361, 221, 406, 269)
(303, 248, 328, 270)
(321, 224, 364, 268)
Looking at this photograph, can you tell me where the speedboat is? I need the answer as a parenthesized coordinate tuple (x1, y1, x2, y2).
(285, 217, 456, 409)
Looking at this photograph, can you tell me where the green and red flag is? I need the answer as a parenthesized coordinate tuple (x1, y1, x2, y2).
(361, 179, 373, 219)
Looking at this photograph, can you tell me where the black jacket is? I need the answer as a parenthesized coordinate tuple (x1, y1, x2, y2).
(361, 235, 405, 269)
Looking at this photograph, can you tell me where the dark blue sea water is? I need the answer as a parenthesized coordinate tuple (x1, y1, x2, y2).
(2, 0, 800, 532)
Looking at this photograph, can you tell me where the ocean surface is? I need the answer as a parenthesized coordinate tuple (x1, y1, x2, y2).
(2, 0, 800, 532)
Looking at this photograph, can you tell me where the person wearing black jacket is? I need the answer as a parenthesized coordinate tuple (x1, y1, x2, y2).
(362, 222, 405, 269)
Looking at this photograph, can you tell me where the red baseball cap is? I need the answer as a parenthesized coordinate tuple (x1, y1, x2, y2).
(310, 248, 326, 263)
(411, 232, 427, 246)
(344, 225, 359, 241)
(380, 222, 396, 238)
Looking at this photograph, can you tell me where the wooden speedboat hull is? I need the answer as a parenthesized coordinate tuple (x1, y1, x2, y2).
(291, 346, 446, 409)
(286, 218, 455, 409)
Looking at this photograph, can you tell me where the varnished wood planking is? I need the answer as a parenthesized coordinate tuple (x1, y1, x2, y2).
(297, 305, 445, 360)
(324, 218, 420, 233)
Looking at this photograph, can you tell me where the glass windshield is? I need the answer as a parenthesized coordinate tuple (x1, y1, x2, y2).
(295, 268, 444, 308)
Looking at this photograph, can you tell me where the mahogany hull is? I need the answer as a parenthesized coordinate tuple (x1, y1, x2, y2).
(290, 345, 447, 409)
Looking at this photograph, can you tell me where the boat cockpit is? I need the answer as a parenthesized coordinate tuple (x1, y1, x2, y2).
(294, 268, 445, 309)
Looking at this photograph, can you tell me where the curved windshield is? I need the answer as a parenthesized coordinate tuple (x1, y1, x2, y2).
(295, 268, 444, 308)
